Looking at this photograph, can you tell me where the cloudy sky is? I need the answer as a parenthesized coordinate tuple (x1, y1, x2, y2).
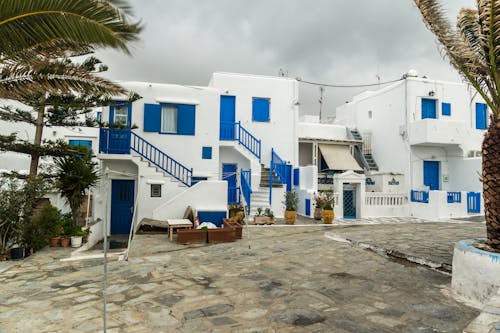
(96, 0, 475, 119)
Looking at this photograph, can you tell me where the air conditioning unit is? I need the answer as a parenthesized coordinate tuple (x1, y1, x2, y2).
(467, 150, 481, 158)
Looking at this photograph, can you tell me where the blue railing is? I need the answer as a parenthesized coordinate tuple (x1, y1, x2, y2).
(467, 192, 481, 213)
(99, 128, 131, 154)
(269, 148, 289, 204)
(447, 192, 461, 203)
(220, 121, 261, 161)
(410, 190, 429, 203)
(228, 186, 241, 204)
(131, 132, 193, 187)
(241, 169, 252, 214)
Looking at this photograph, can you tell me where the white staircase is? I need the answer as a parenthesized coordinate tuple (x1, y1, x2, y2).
(249, 188, 271, 216)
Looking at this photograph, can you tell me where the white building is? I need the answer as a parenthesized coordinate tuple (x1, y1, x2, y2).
(96, 72, 298, 235)
(335, 70, 485, 218)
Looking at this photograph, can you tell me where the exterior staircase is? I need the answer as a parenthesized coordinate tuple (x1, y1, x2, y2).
(259, 164, 284, 188)
(350, 128, 379, 172)
(249, 189, 270, 216)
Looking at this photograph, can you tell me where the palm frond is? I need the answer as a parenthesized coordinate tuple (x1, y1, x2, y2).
(0, 0, 143, 60)
(0, 60, 126, 101)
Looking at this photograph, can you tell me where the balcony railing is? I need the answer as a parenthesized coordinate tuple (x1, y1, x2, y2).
(99, 128, 131, 154)
(410, 190, 429, 203)
(220, 121, 261, 160)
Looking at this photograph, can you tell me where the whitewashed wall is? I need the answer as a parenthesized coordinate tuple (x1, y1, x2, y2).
(209, 72, 299, 167)
(294, 166, 318, 218)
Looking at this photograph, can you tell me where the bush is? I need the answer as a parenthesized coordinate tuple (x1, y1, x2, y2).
(24, 205, 63, 251)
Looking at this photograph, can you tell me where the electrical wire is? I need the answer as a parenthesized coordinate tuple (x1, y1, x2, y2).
(296, 77, 404, 88)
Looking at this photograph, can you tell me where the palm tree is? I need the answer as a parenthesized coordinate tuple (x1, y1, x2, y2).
(0, 0, 142, 175)
(414, 0, 500, 250)
(55, 155, 99, 226)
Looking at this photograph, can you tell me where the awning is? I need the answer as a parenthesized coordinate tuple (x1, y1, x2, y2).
(318, 144, 362, 171)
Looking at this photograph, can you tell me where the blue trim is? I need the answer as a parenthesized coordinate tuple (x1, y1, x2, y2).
(423, 161, 440, 190)
(410, 190, 429, 203)
(143, 103, 161, 132)
(447, 191, 461, 203)
(220, 96, 236, 140)
(421, 98, 437, 119)
(476, 103, 488, 130)
(197, 211, 227, 228)
(305, 199, 311, 216)
(192, 176, 208, 185)
(110, 101, 132, 127)
(467, 192, 481, 213)
(202, 146, 212, 159)
(241, 169, 252, 214)
(293, 168, 300, 186)
(456, 239, 500, 262)
(96, 112, 102, 122)
(99, 128, 131, 154)
(252, 98, 270, 122)
(441, 102, 451, 116)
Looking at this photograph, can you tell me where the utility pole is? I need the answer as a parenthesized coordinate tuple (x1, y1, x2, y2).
(319, 86, 324, 123)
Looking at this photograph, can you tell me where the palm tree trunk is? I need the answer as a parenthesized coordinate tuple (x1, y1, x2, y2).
(29, 102, 45, 176)
(483, 116, 500, 250)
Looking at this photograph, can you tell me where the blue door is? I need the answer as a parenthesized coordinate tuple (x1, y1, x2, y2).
(111, 180, 135, 234)
(475, 103, 488, 129)
(222, 164, 238, 204)
(343, 190, 356, 218)
(423, 161, 440, 190)
(220, 96, 236, 140)
(422, 98, 437, 119)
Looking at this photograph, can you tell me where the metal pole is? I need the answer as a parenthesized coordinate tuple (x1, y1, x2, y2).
(103, 179, 108, 332)
(319, 86, 324, 123)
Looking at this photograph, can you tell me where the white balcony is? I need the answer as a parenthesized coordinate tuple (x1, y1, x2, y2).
(409, 119, 467, 146)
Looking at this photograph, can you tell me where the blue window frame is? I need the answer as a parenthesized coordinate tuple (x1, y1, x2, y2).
(476, 103, 488, 129)
(421, 98, 437, 119)
(202, 146, 212, 159)
(144, 103, 196, 135)
(96, 111, 102, 122)
(69, 139, 92, 155)
(441, 102, 451, 116)
(252, 98, 270, 122)
(109, 102, 132, 127)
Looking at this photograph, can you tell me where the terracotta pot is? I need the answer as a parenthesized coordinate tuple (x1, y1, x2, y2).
(313, 207, 323, 220)
(323, 209, 334, 224)
(60, 237, 70, 247)
(50, 237, 61, 247)
(284, 210, 297, 225)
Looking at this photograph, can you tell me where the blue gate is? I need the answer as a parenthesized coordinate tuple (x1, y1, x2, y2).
(423, 161, 440, 190)
(223, 164, 238, 204)
(111, 180, 135, 234)
(467, 192, 481, 213)
(343, 190, 356, 218)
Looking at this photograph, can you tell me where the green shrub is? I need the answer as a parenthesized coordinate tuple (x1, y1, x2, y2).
(24, 205, 63, 251)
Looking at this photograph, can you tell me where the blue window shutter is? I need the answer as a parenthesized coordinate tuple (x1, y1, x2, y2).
(305, 199, 311, 216)
(252, 98, 270, 122)
(202, 146, 212, 159)
(476, 103, 488, 129)
(422, 98, 437, 119)
(177, 104, 196, 135)
(144, 103, 161, 132)
(442, 102, 451, 116)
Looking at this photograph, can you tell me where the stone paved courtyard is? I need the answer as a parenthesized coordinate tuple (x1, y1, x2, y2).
(0, 219, 486, 332)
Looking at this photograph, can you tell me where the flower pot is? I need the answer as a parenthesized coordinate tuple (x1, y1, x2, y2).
(71, 236, 83, 248)
(207, 228, 236, 243)
(284, 210, 297, 225)
(314, 207, 323, 220)
(50, 237, 61, 247)
(323, 209, 334, 224)
(10, 247, 25, 260)
(60, 237, 70, 247)
(177, 229, 207, 244)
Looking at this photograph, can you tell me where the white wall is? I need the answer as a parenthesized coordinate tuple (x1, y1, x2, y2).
(101, 82, 221, 179)
(448, 157, 482, 192)
(210, 72, 299, 167)
(295, 166, 318, 218)
(410, 190, 470, 219)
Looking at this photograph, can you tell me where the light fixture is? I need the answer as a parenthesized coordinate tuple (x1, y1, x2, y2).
(428, 90, 435, 97)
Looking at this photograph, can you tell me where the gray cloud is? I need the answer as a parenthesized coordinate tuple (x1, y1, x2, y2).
(96, 0, 475, 118)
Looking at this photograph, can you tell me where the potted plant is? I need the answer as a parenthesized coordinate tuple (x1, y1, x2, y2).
(322, 191, 335, 224)
(313, 192, 326, 220)
(283, 191, 298, 225)
(60, 213, 74, 247)
(228, 203, 245, 224)
(71, 229, 86, 248)
(254, 208, 275, 225)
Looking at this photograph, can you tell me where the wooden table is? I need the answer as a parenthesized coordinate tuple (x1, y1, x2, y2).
(166, 219, 193, 240)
